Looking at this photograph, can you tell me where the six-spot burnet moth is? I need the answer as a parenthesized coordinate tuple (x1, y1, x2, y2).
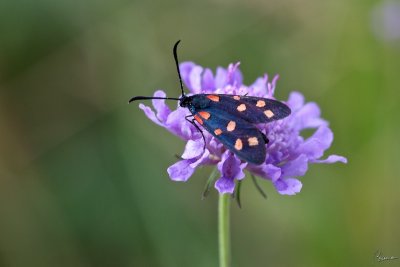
(129, 40, 291, 165)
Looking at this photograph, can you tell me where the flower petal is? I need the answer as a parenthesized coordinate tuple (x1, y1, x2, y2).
(291, 102, 327, 130)
(152, 90, 171, 122)
(248, 164, 281, 182)
(298, 125, 333, 160)
(281, 154, 309, 178)
(165, 108, 194, 140)
(267, 75, 279, 97)
(180, 62, 196, 91)
(181, 139, 204, 159)
(190, 148, 210, 168)
(139, 103, 163, 126)
(219, 152, 246, 180)
(274, 178, 303, 195)
(189, 65, 204, 94)
(201, 68, 215, 92)
(311, 155, 348, 164)
(208, 138, 224, 155)
(215, 177, 236, 194)
(287, 92, 305, 112)
(215, 67, 227, 89)
(251, 75, 268, 97)
(226, 62, 243, 86)
(215, 152, 246, 194)
(167, 159, 196, 182)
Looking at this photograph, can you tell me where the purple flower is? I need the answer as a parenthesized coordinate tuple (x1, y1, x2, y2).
(371, 0, 400, 42)
(137, 62, 347, 195)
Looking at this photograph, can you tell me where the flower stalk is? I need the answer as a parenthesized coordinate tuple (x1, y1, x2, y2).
(219, 193, 231, 267)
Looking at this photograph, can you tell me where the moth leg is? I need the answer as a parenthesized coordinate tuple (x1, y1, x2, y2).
(185, 115, 206, 153)
(260, 131, 269, 144)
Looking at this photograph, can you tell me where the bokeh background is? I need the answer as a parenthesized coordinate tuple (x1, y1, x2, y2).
(1, 0, 399, 266)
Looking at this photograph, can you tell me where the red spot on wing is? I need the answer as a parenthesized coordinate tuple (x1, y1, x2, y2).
(198, 111, 211, 120)
(207, 95, 220, 102)
(214, 128, 222, 135)
(194, 115, 203, 125)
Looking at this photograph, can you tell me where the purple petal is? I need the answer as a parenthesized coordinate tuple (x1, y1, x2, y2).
(188, 65, 204, 94)
(167, 159, 196, 182)
(201, 68, 215, 92)
(274, 178, 303, 195)
(215, 152, 246, 194)
(267, 75, 279, 97)
(207, 138, 224, 157)
(152, 90, 171, 122)
(181, 139, 204, 159)
(251, 75, 268, 97)
(215, 67, 227, 89)
(190, 149, 211, 168)
(291, 102, 327, 130)
(180, 62, 196, 91)
(139, 104, 163, 126)
(281, 154, 309, 178)
(165, 108, 194, 140)
(218, 152, 246, 180)
(298, 126, 333, 160)
(287, 92, 305, 112)
(226, 62, 243, 86)
(311, 155, 348, 164)
(215, 177, 236, 194)
(248, 164, 281, 182)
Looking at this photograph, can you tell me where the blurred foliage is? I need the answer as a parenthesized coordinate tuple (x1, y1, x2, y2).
(1, 0, 399, 266)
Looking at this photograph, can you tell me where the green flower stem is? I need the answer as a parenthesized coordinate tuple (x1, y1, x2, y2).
(218, 193, 231, 267)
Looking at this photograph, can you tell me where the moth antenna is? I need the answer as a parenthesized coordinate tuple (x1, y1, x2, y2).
(129, 96, 180, 103)
(173, 40, 185, 97)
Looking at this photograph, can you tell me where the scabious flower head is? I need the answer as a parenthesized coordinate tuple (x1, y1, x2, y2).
(138, 62, 347, 195)
(371, 0, 400, 42)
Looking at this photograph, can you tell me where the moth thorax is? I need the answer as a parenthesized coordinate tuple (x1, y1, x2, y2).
(191, 95, 211, 109)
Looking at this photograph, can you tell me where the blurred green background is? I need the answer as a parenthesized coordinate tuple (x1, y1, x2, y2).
(1, 0, 399, 266)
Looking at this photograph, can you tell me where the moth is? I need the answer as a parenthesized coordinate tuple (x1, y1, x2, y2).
(129, 41, 291, 165)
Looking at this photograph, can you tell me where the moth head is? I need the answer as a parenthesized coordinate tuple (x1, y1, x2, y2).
(179, 95, 193, 108)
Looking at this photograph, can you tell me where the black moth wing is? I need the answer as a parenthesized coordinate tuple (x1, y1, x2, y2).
(194, 108, 267, 165)
(205, 94, 291, 123)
